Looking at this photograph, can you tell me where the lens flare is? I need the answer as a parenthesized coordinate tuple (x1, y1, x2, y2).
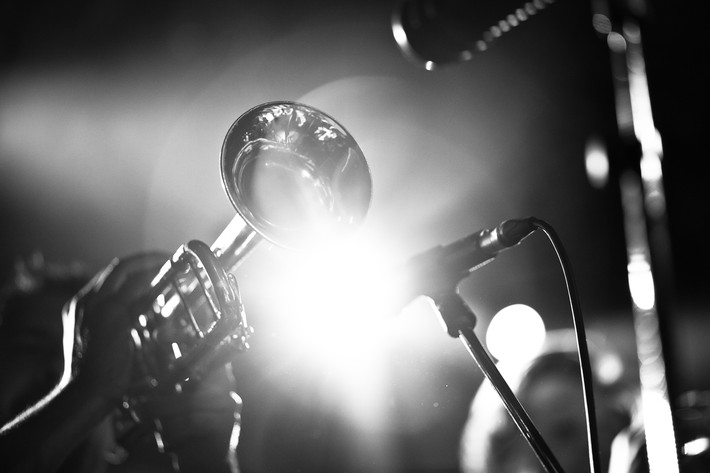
(485, 304, 546, 363)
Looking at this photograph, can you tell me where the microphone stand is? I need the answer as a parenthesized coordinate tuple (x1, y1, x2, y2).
(431, 289, 565, 473)
(391, 2, 682, 469)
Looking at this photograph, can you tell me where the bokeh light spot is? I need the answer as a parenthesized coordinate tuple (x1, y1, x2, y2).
(486, 304, 546, 362)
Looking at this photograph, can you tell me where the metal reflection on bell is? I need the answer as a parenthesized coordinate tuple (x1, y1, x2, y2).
(221, 101, 372, 251)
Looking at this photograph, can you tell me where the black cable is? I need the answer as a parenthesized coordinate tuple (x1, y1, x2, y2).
(530, 217, 602, 473)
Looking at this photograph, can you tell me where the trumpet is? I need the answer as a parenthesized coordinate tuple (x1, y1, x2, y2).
(112, 101, 372, 443)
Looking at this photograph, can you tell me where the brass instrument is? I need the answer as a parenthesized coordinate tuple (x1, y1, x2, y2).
(113, 101, 372, 445)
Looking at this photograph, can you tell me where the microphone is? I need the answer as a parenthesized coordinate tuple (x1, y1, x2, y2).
(400, 217, 537, 299)
(391, 0, 558, 70)
(323, 218, 537, 322)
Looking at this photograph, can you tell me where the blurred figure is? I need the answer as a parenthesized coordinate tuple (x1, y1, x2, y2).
(0, 254, 108, 472)
(0, 253, 242, 473)
(459, 330, 639, 473)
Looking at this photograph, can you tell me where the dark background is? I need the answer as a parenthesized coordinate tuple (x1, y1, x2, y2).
(0, 1, 707, 472)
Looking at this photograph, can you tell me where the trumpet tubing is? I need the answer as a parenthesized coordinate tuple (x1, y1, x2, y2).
(114, 101, 372, 438)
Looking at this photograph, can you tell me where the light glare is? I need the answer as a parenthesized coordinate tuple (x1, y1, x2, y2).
(486, 304, 546, 362)
(585, 137, 609, 188)
(266, 237, 405, 368)
(596, 352, 624, 385)
(627, 256, 656, 311)
(683, 437, 710, 457)
(262, 239, 407, 434)
(641, 390, 680, 472)
(171, 342, 182, 359)
(391, 22, 407, 48)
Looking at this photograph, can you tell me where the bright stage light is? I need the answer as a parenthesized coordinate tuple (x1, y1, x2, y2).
(485, 304, 546, 363)
(259, 236, 411, 432)
(269, 238, 403, 354)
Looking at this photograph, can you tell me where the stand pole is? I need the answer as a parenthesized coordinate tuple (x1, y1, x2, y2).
(433, 290, 565, 473)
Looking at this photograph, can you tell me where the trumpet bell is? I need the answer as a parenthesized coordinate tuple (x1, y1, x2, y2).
(221, 102, 372, 250)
